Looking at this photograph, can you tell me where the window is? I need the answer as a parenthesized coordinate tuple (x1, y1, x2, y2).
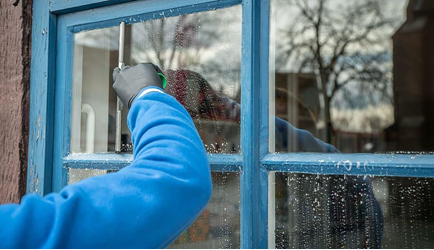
(29, 0, 434, 248)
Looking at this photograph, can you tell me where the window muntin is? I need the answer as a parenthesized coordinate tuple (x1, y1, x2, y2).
(71, 5, 242, 154)
(269, 0, 434, 154)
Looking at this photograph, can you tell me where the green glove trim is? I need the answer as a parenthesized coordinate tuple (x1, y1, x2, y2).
(158, 73, 167, 89)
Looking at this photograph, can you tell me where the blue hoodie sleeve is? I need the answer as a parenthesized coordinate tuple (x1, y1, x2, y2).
(0, 87, 212, 248)
(274, 117, 338, 153)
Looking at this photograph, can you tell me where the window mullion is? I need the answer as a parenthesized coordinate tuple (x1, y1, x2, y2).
(62, 153, 243, 172)
(240, 0, 270, 248)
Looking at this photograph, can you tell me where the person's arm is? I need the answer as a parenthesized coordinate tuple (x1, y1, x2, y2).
(0, 80, 212, 248)
(274, 117, 338, 153)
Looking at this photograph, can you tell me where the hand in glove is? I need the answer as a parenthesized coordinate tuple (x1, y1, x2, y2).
(113, 63, 166, 108)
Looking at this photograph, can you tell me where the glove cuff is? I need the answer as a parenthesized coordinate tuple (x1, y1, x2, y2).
(128, 86, 165, 108)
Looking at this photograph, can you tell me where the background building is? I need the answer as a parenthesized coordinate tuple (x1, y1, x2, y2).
(387, 0, 434, 152)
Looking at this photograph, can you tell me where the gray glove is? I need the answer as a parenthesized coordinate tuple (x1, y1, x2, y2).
(113, 63, 165, 108)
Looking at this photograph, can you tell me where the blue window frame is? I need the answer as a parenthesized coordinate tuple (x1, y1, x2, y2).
(28, 0, 434, 249)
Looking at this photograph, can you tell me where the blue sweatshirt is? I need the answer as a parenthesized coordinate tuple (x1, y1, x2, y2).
(275, 117, 338, 153)
(0, 87, 212, 248)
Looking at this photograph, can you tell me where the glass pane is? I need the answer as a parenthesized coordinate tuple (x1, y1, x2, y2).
(274, 172, 434, 248)
(67, 170, 240, 248)
(71, 5, 242, 154)
(68, 169, 109, 184)
(170, 172, 240, 249)
(269, 0, 434, 154)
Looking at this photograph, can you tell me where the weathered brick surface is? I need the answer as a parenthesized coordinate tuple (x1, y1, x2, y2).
(0, 0, 32, 204)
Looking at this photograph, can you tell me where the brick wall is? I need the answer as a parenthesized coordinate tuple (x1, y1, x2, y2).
(0, 0, 32, 204)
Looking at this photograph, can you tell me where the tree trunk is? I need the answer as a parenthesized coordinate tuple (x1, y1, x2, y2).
(324, 96, 333, 144)
(319, 70, 333, 144)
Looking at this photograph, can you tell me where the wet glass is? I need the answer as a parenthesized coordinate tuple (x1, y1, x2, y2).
(269, 0, 434, 154)
(68, 170, 240, 248)
(273, 172, 434, 248)
(71, 5, 242, 154)
(68, 169, 109, 184)
(170, 172, 240, 249)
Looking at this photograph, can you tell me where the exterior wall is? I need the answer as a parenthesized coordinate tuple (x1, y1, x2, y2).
(0, 0, 32, 204)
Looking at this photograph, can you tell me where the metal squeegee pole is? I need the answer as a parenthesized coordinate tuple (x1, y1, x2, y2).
(115, 21, 125, 153)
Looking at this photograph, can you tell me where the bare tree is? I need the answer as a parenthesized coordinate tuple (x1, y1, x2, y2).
(129, 9, 242, 100)
(131, 11, 233, 71)
(276, 0, 400, 142)
(135, 16, 200, 69)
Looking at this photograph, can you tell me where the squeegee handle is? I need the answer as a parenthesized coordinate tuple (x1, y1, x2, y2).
(115, 21, 125, 153)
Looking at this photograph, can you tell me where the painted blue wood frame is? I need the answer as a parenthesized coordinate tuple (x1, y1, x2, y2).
(52, 16, 74, 193)
(50, 0, 131, 14)
(240, 0, 270, 248)
(30, 0, 140, 196)
(63, 154, 242, 172)
(262, 153, 434, 178)
(58, 0, 241, 34)
(52, 0, 243, 192)
(27, 1, 57, 195)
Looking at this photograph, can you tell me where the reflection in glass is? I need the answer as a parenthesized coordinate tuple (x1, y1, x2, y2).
(67, 170, 240, 248)
(274, 173, 434, 248)
(71, 5, 242, 154)
(72, 27, 119, 153)
(270, 0, 434, 153)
